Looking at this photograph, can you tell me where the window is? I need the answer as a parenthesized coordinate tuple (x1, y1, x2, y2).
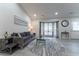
(72, 21, 79, 31)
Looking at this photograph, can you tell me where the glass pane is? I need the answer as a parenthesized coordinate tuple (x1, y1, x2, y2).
(54, 23, 56, 36)
(49, 32, 52, 35)
(49, 23, 52, 31)
(44, 23, 48, 31)
(48, 23, 52, 36)
(44, 23, 48, 35)
(44, 31, 48, 35)
(41, 23, 43, 35)
(72, 22, 79, 31)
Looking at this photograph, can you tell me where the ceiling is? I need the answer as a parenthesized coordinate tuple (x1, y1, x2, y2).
(19, 3, 79, 19)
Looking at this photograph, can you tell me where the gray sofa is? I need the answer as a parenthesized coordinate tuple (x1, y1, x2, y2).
(11, 32, 36, 48)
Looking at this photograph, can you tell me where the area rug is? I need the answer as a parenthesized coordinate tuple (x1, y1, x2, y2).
(27, 38, 67, 56)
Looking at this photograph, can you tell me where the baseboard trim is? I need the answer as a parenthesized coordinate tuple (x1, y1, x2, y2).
(71, 39, 79, 40)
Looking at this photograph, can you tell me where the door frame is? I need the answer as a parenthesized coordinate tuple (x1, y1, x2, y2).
(39, 21, 59, 38)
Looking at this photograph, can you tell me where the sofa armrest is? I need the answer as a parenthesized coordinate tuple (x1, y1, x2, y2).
(0, 39, 7, 50)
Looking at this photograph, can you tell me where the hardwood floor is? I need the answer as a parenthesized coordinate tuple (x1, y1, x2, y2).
(40, 37, 79, 56)
(61, 39, 79, 56)
(0, 37, 79, 56)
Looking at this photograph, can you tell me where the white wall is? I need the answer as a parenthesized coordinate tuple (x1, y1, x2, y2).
(31, 17, 79, 39)
(0, 3, 31, 38)
(70, 18, 79, 39)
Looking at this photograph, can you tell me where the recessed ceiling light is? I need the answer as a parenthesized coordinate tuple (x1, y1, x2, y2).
(34, 14, 37, 17)
(54, 12, 58, 15)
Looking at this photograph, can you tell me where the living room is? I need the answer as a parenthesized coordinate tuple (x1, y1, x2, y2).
(0, 3, 79, 56)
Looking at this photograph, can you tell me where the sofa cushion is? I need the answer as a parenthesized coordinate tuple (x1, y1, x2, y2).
(11, 33, 19, 37)
(20, 32, 25, 37)
(24, 32, 30, 36)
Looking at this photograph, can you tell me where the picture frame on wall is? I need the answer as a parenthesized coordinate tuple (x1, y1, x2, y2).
(14, 15, 27, 26)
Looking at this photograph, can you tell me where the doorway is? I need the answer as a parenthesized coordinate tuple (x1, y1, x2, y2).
(39, 22, 59, 38)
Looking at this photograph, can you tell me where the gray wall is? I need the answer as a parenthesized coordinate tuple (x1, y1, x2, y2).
(31, 17, 79, 40)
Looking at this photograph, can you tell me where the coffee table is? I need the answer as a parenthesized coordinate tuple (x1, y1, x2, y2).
(36, 38, 46, 46)
(33, 38, 46, 55)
